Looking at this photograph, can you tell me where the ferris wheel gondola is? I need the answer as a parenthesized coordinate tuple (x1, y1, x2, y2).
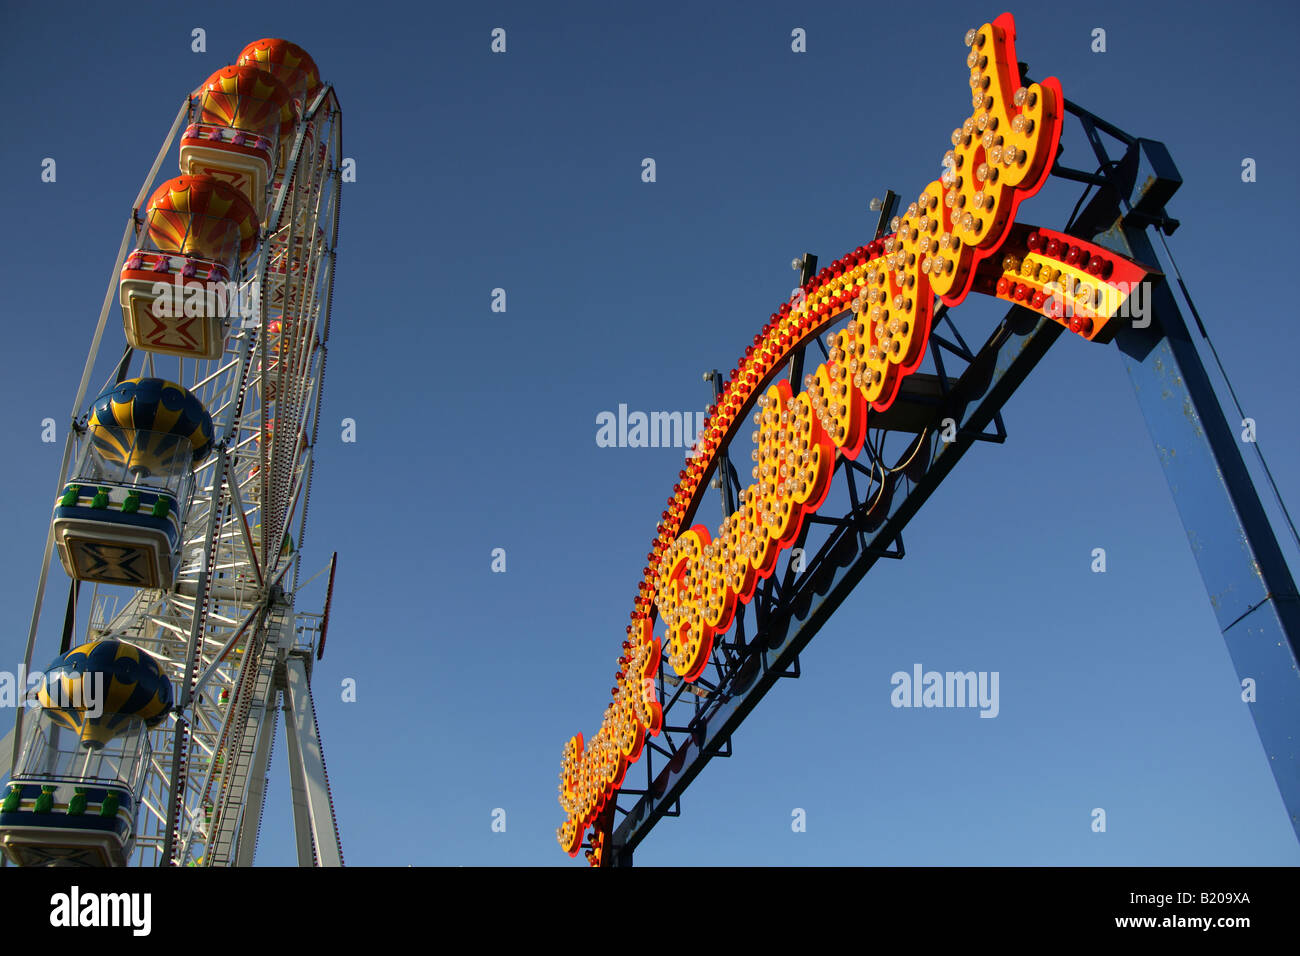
(119, 176, 260, 360)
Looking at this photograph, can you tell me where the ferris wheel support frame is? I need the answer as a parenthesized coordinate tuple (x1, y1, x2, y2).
(231, 685, 277, 866)
(281, 653, 342, 866)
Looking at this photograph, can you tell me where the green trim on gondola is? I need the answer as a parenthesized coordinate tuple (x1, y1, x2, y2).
(100, 792, 119, 818)
(54, 504, 178, 537)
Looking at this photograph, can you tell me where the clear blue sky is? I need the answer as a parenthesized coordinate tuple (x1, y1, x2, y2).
(1, 0, 1298, 866)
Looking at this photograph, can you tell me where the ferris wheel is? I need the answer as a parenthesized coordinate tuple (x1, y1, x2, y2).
(0, 38, 345, 867)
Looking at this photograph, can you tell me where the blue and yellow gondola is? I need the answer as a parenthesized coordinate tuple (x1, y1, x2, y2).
(52, 378, 214, 588)
(0, 639, 173, 866)
(38, 639, 174, 750)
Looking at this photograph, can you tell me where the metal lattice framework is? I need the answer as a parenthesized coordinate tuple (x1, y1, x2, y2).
(4, 76, 346, 867)
(604, 226, 1055, 864)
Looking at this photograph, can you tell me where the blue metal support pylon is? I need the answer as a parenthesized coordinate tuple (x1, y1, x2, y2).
(1070, 121, 1300, 841)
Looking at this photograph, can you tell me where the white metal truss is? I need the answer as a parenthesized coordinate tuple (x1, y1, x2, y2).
(6, 83, 345, 867)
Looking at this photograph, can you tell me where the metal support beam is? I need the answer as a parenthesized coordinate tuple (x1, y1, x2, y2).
(1067, 124, 1300, 840)
(280, 685, 315, 865)
(282, 654, 343, 866)
(1094, 230, 1300, 841)
(871, 191, 899, 239)
(705, 370, 738, 517)
(232, 693, 278, 866)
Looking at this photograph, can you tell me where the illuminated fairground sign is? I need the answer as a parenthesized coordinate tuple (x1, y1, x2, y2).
(556, 13, 1153, 864)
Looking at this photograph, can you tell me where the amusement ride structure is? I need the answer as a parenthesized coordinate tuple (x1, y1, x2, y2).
(556, 14, 1300, 865)
(0, 39, 345, 867)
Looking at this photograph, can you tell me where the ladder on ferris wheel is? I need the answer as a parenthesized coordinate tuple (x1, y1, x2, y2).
(203, 601, 342, 866)
(204, 602, 285, 865)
